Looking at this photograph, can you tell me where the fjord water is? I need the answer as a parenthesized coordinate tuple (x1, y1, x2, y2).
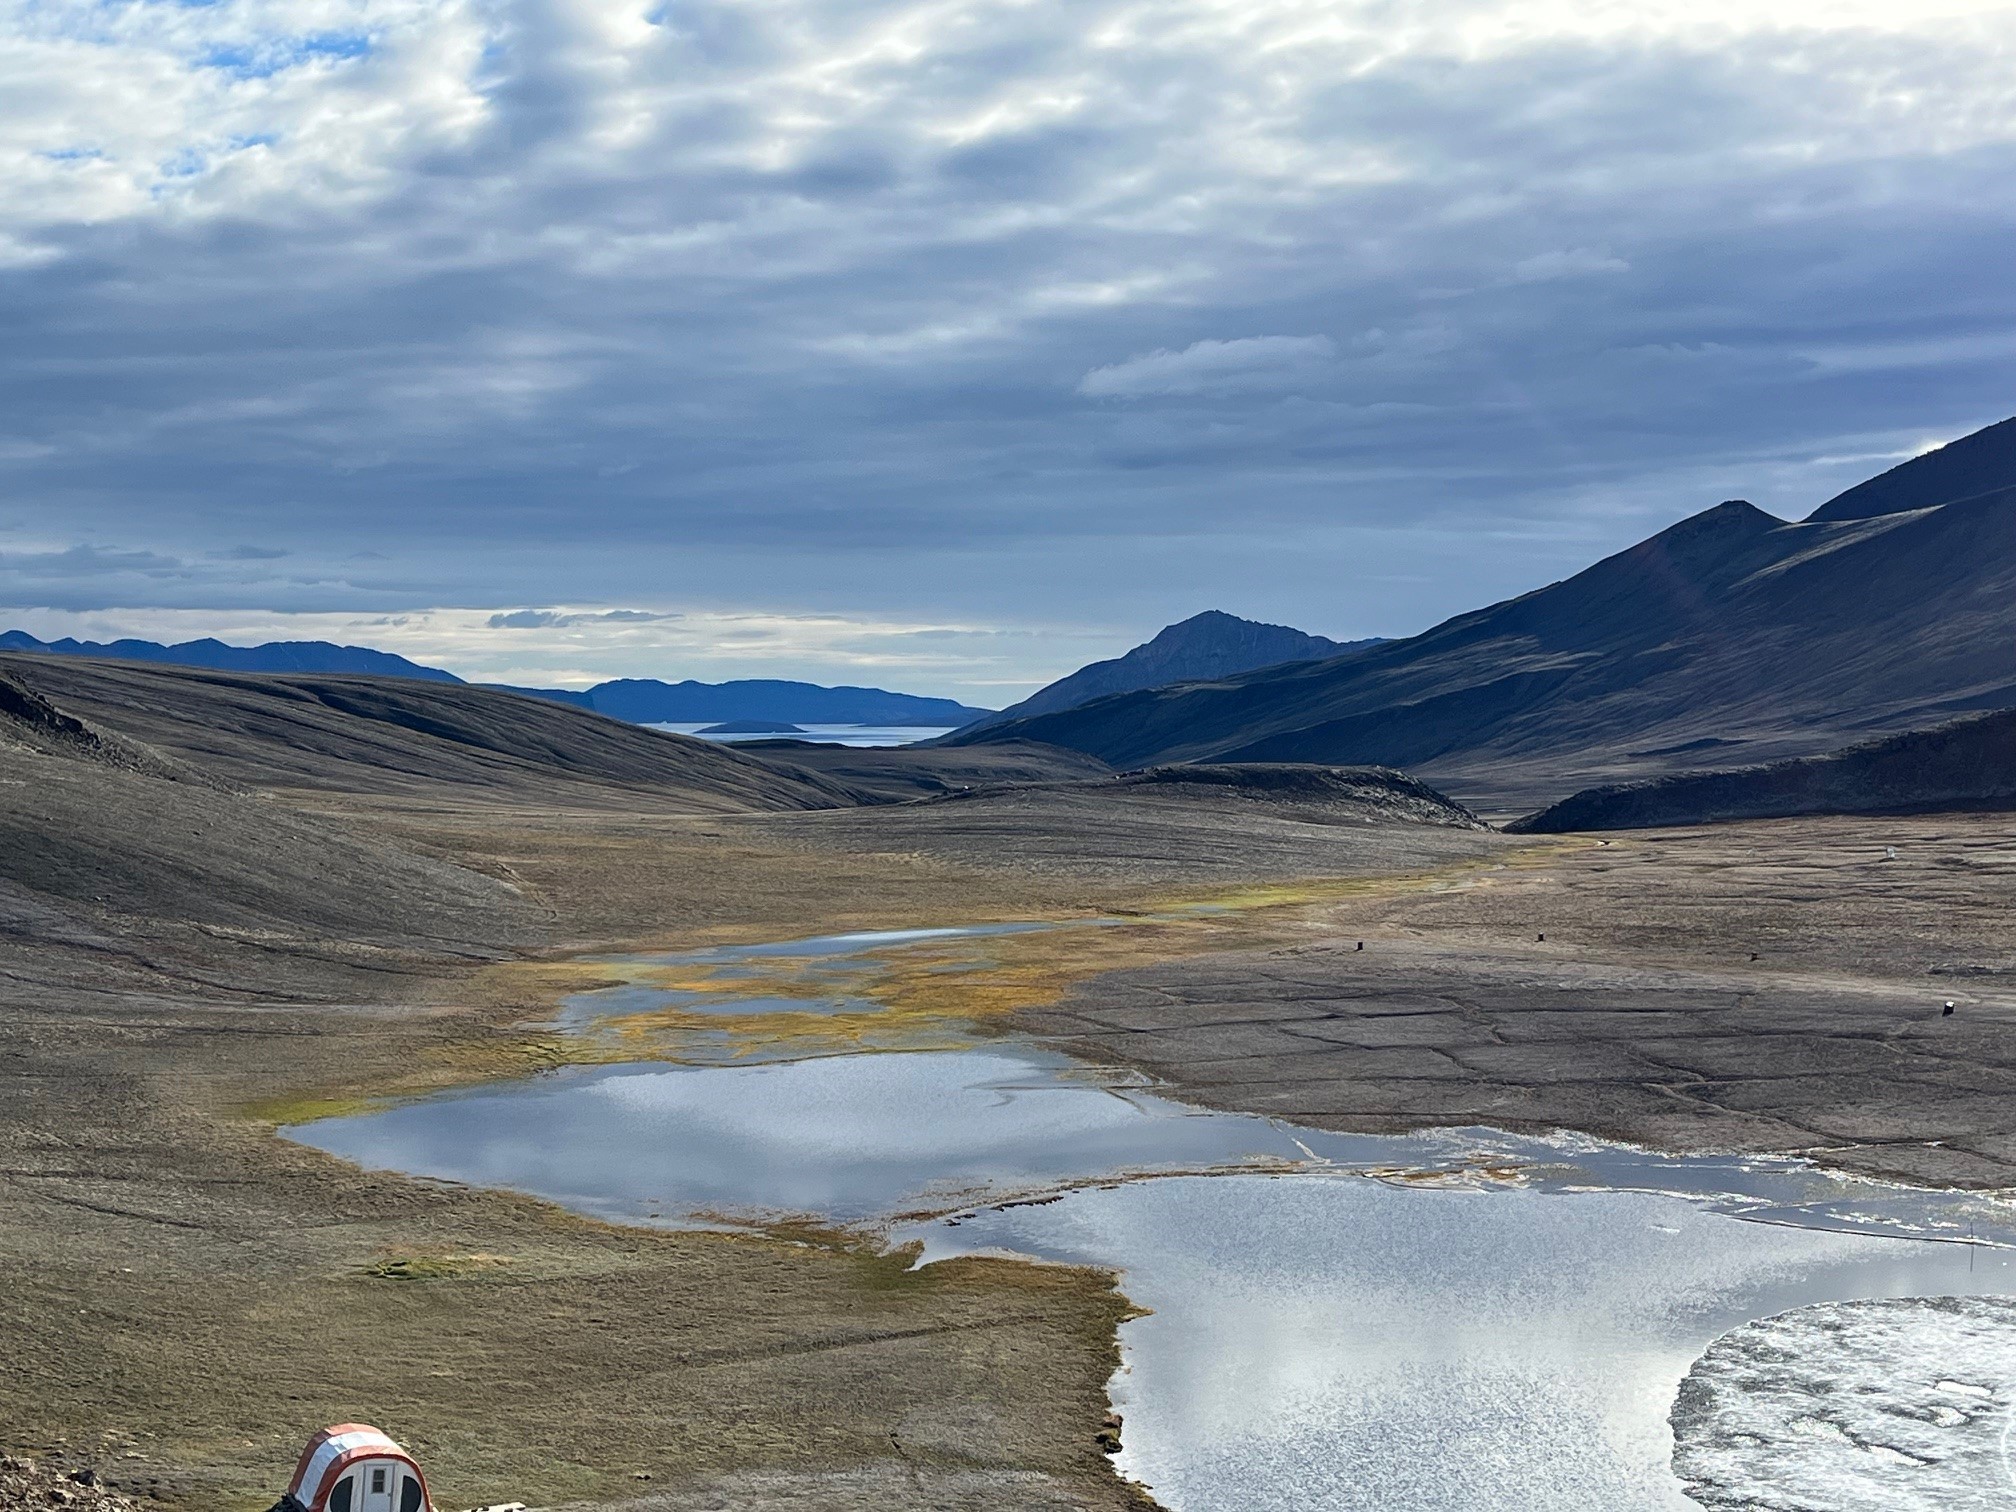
(292, 924, 2016, 1510)
(650, 722, 956, 746)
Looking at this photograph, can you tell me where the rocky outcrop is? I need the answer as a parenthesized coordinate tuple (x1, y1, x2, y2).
(1510, 707, 2016, 832)
(0, 1455, 146, 1512)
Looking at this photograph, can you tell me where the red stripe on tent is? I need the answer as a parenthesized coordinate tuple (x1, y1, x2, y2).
(288, 1425, 377, 1500)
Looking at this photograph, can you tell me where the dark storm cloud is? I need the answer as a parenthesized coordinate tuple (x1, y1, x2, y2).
(3, 0, 2015, 689)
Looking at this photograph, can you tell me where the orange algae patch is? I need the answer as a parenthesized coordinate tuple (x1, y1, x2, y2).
(557, 855, 1557, 1065)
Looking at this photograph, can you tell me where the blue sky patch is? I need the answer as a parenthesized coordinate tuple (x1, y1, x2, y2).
(200, 31, 372, 79)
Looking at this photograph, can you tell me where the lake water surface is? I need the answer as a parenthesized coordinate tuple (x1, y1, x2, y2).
(292, 921, 2016, 1510)
(649, 722, 954, 747)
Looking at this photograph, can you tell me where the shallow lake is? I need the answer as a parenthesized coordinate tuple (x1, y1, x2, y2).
(292, 921, 2016, 1510)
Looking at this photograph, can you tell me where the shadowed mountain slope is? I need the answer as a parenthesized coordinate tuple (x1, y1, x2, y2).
(752, 762, 1504, 885)
(1510, 707, 2016, 832)
(955, 611, 1370, 736)
(950, 480, 2016, 813)
(1809, 413, 2016, 522)
(0, 655, 859, 812)
(728, 737, 1112, 801)
(925, 763, 1487, 830)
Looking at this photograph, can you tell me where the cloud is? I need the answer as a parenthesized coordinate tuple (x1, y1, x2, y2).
(487, 608, 684, 629)
(1078, 337, 1339, 399)
(0, 0, 2014, 666)
(4, 546, 186, 577)
(1510, 248, 1630, 283)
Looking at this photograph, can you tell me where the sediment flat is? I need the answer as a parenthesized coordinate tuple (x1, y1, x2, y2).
(1018, 813, 2016, 1188)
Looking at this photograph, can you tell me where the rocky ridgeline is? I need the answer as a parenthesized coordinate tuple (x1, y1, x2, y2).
(0, 1456, 144, 1512)
(1511, 706, 2016, 832)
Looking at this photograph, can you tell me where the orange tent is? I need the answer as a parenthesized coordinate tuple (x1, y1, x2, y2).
(283, 1425, 431, 1512)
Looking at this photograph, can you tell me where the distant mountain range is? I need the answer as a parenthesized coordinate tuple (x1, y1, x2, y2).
(0, 631, 462, 683)
(0, 632, 992, 728)
(952, 610, 1379, 736)
(513, 678, 988, 726)
(950, 413, 2016, 812)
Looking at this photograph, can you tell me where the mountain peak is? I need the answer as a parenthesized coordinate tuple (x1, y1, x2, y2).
(953, 611, 1378, 733)
(948, 460, 2016, 810)
(1142, 610, 1325, 653)
(1629, 497, 1781, 559)
(1650, 498, 1779, 537)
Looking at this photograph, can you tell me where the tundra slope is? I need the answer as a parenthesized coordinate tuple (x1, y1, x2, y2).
(0, 652, 860, 812)
(727, 736, 1113, 802)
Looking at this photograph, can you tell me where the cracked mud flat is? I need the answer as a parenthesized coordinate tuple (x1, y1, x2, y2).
(1019, 816, 2016, 1190)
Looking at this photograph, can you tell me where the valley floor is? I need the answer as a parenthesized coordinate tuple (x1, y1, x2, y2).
(0, 783, 1506, 1512)
(4, 787, 2014, 1510)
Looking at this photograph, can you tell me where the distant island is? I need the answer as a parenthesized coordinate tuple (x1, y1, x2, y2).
(0, 631, 993, 728)
(570, 678, 987, 726)
(697, 719, 806, 734)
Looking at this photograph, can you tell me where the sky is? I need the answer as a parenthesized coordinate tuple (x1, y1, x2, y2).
(3, 0, 2015, 702)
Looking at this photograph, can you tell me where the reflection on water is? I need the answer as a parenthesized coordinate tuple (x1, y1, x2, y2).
(295, 1037, 2016, 1248)
(912, 1176, 2016, 1512)
(289, 921, 2016, 1511)
(298, 1046, 1318, 1225)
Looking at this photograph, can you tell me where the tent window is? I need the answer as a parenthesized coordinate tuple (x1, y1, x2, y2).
(399, 1475, 423, 1512)
(370, 1470, 386, 1495)
(330, 1477, 354, 1512)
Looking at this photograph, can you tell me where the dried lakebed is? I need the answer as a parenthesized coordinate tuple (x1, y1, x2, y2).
(293, 923, 2016, 1510)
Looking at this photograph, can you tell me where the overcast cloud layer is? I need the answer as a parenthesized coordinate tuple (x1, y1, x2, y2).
(3, 0, 2015, 697)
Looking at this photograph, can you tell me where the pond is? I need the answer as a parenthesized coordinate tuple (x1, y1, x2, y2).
(291, 921, 2016, 1510)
